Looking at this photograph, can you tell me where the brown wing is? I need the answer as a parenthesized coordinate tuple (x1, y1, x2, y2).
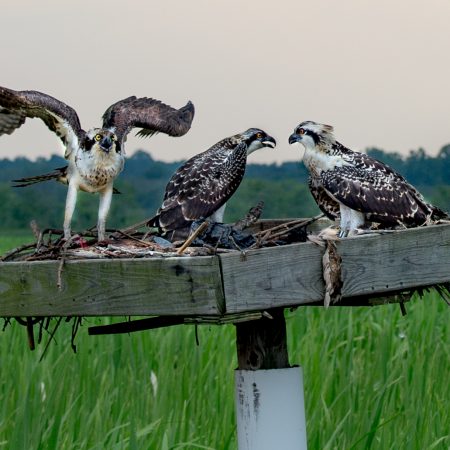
(308, 176, 340, 220)
(150, 140, 247, 231)
(102, 97, 195, 147)
(321, 152, 445, 226)
(0, 86, 84, 158)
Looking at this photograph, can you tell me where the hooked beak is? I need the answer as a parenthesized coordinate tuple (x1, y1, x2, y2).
(99, 136, 113, 152)
(262, 135, 276, 148)
(288, 133, 302, 145)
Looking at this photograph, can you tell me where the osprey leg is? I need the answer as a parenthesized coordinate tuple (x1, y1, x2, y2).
(97, 185, 113, 241)
(64, 182, 78, 240)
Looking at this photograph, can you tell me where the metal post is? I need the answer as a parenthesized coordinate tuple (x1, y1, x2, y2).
(235, 367, 307, 450)
(234, 309, 308, 449)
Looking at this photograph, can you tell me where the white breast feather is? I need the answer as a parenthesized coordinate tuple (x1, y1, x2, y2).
(303, 148, 350, 173)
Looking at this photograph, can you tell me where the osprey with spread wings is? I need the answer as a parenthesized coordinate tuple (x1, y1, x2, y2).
(0, 86, 194, 241)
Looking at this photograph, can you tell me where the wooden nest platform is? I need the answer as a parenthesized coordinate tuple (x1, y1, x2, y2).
(1, 218, 449, 327)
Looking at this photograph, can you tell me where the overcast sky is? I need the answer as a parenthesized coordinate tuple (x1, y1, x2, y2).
(1, 0, 450, 164)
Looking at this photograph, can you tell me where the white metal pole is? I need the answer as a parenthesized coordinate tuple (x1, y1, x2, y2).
(235, 366, 307, 450)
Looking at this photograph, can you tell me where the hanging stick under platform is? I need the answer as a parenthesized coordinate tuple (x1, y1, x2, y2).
(88, 316, 185, 335)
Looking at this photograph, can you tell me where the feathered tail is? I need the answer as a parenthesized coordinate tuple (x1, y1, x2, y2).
(12, 166, 69, 187)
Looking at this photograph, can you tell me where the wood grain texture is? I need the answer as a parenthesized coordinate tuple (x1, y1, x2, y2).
(0, 257, 224, 317)
(235, 309, 290, 370)
(338, 224, 450, 297)
(220, 224, 450, 313)
(219, 241, 326, 312)
(1, 224, 449, 317)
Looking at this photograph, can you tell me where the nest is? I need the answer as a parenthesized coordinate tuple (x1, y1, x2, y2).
(1, 202, 322, 263)
(3, 206, 449, 353)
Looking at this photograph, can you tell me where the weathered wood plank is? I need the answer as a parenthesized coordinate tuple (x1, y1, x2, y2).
(1, 224, 449, 317)
(219, 241, 325, 312)
(0, 257, 224, 317)
(338, 224, 450, 297)
(220, 224, 450, 313)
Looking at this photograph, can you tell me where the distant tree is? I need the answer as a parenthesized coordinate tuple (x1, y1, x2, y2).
(226, 178, 320, 222)
(0, 146, 448, 233)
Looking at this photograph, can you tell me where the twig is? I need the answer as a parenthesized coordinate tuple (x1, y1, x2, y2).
(1, 242, 37, 261)
(36, 228, 64, 251)
(39, 317, 63, 362)
(114, 230, 157, 247)
(249, 214, 325, 249)
(177, 221, 209, 255)
(57, 235, 79, 290)
(71, 317, 83, 353)
(26, 318, 36, 351)
(269, 217, 321, 240)
(195, 324, 200, 346)
(399, 302, 407, 316)
(116, 218, 152, 236)
(57, 258, 65, 290)
(30, 220, 40, 240)
(253, 214, 324, 237)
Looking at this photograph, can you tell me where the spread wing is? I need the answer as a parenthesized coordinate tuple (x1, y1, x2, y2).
(321, 149, 441, 225)
(150, 141, 247, 231)
(102, 97, 195, 150)
(0, 86, 84, 158)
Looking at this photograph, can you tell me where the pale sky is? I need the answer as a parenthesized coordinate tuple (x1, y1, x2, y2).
(1, 0, 450, 164)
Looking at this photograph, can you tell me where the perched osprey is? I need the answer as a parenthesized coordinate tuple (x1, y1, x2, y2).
(289, 121, 447, 237)
(0, 86, 194, 241)
(147, 128, 276, 238)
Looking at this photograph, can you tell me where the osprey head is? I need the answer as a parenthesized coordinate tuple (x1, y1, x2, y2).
(240, 128, 277, 155)
(86, 128, 119, 154)
(289, 121, 335, 150)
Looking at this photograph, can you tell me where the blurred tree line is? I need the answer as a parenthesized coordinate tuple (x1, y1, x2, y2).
(0, 145, 448, 233)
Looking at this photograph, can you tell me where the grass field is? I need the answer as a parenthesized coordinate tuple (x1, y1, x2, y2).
(0, 237, 449, 449)
(0, 231, 35, 255)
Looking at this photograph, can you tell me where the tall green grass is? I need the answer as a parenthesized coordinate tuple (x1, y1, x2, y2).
(0, 298, 448, 449)
(0, 236, 449, 449)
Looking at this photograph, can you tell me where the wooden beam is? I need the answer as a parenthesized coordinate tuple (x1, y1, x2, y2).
(0, 257, 225, 317)
(338, 224, 450, 297)
(1, 224, 449, 318)
(88, 316, 185, 335)
(235, 309, 289, 370)
(220, 239, 325, 312)
(220, 224, 450, 313)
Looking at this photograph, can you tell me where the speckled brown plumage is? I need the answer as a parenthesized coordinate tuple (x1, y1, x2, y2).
(148, 128, 276, 233)
(290, 121, 448, 232)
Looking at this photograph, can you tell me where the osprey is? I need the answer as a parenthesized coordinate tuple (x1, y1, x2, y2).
(0, 86, 194, 241)
(147, 128, 276, 238)
(289, 121, 448, 237)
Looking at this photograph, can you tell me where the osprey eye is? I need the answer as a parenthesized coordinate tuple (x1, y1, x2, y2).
(256, 132, 263, 139)
(298, 128, 305, 135)
(95, 134, 102, 142)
